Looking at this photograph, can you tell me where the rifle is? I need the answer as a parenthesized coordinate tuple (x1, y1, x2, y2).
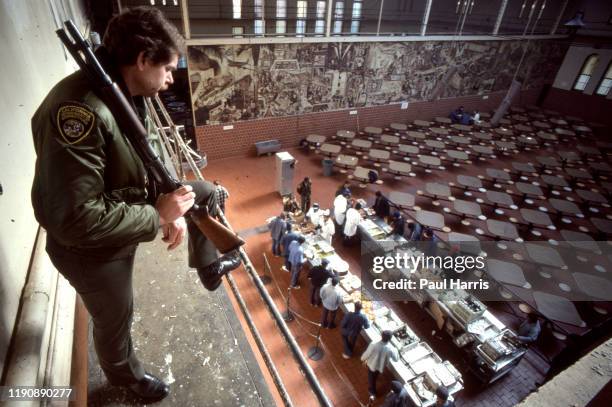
(56, 20, 245, 254)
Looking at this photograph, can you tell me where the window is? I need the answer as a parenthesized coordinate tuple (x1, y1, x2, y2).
(276, 20, 286, 34)
(334, 2, 344, 19)
(233, 0, 241, 19)
(352, 1, 362, 19)
(276, 0, 286, 18)
(254, 0, 263, 18)
(350, 20, 360, 33)
(232, 26, 244, 37)
(296, 19, 306, 34)
(333, 20, 342, 33)
(333, 1, 343, 33)
(316, 1, 326, 19)
(254, 19, 265, 35)
(573, 54, 599, 91)
(297, 1, 307, 18)
(315, 19, 325, 34)
(296, 1, 307, 35)
(596, 63, 612, 96)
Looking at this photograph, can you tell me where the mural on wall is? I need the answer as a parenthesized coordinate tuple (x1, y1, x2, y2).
(188, 40, 567, 125)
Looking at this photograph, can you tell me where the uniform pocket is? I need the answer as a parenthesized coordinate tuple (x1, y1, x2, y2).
(104, 187, 146, 204)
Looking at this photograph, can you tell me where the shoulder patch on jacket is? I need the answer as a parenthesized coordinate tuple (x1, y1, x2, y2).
(56, 102, 95, 145)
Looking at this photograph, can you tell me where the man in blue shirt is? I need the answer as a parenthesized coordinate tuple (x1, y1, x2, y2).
(518, 313, 541, 344)
(288, 236, 306, 288)
(422, 227, 441, 256)
(407, 222, 423, 241)
(281, 224, 300, 271)
(268, 213, 286, 256)
(388, 211, 405, 238)
(340, 301, 370, 358)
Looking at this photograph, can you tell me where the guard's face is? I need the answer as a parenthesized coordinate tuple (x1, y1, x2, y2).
(139, 53, 178, 96)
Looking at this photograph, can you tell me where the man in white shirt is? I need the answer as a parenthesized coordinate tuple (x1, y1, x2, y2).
(306, 202, 324, 227)
(319, 211, 335, 245)
(343, 202, 362, 244)
(333, 191, 349, 226)
(320, 278, 343, 328)
(472, 110, 481, 124)
(361, 330, 399, 399)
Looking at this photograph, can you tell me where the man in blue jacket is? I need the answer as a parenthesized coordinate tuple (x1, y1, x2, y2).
(340, 301, 370, 358)
(281, 223, 300, 271)
(288, 236, 306, 288)
(268, 212, 287, 256)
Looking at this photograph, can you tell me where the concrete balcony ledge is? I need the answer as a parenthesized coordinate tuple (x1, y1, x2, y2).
(86, 235, 275, 406)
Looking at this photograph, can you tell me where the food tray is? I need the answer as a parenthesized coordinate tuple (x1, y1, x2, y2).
(411, 354, 443, 375)
(432, 363, 457, 387)
(402, 342, 433, 364)
(408, 373, 438, 406)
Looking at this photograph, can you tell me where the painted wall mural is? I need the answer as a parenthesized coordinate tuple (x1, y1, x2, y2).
(188, 40, 567, 125)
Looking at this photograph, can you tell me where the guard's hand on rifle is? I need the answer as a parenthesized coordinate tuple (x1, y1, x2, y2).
(156, 185, 196, 225)
(162, 217, 187, 250)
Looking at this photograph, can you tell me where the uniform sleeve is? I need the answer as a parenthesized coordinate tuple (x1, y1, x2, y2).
(37, 103, 159, 247)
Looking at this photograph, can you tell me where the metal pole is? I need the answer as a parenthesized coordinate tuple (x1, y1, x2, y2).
(493, 0, 508, 35)
(221, 230, 333, 406)
(226, 273, 295, 407)
(325, 0, 333, 37)
(522, 0, 538, 37)
(180, 0, 191, 39)
(307, 325, 325, 361)
(458, 0, 470, 35)
(376, 0, 385, 36)
(283, 288, 295, 322)
(421, 0, 433, 36)
(550, 0, 568, 35)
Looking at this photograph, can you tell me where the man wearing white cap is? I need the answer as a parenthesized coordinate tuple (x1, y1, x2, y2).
(306, 202, 324, 227)
(333, 191, 349, 226)
(343, 202, 362, 244)
(319, 210, 335, 245)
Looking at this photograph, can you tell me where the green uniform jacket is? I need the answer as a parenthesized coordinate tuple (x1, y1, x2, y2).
(31, 69, 160, 258)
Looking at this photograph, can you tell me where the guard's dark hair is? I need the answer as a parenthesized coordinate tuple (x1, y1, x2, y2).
(103, 6, 185, 66)
(381, 330, 392, 342)
(354, 301, 362, 312)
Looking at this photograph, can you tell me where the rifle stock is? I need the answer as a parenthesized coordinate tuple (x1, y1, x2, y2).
(190, 207, 246, 254)
(58, 20, 244, 254)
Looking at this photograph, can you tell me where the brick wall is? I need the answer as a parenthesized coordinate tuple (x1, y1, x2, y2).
(197, 87, 542, 160)
(542, 87, 612, 127)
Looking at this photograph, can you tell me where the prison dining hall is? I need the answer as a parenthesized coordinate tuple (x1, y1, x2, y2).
(3, 1, 612, 407)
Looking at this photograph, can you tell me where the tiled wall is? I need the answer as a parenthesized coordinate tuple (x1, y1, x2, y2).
(197, 87, 542, 160)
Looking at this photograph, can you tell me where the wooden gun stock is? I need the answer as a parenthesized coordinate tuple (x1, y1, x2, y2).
(189, 206, 245, 254)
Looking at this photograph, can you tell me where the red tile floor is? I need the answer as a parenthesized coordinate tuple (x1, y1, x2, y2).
(200, 146, 549, 407)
